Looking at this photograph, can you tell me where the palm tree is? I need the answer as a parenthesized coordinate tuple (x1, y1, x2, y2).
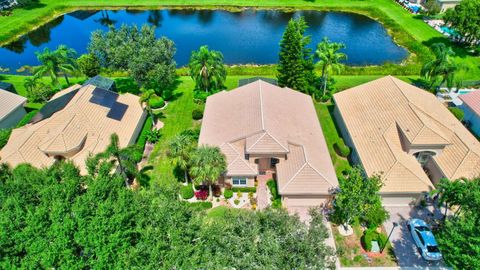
(23, 76, 39, 96)
(34, 45, 77, 85)
(105, 133, 139, 187)
(189, 146, 227, 199)
(139, 89, 157, 124)
(315, 37, 347, 97)
(188, 45, 226, 93)
(421, 43, 458, 90)
(168, 134, 195, 184)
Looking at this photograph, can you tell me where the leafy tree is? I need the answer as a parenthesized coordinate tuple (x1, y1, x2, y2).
(332, 166, 388, 229)
(189, 145, 226, 198)
(421, 43, 458, 90)
(168, 134, 196, 184)
(138, 88, 157, 123)
(188, 45, 226, 93)
(423, 0, 441, 15)
(444, 0, 480, 46)
(76, 53, 100, 77)
(315, 37, 347, 98)
(34, 45, 77, 85)
(23, 77, 55, 103)
(88, 24, 177, 98)
(277, 16, 316, 94)
(435, 178, 480, 269)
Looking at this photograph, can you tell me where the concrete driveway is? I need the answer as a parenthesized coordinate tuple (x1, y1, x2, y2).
(384, 206, 450, 269)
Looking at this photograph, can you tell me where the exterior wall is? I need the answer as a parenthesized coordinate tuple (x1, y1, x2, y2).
(0, 106, 26, 129)
(248, 154, 286, 162)
(282, 194, 329, 208)
(127, 109, 147, 145)
(333, 105, 360, 164)
(381, 193, 424, 206)
(224, 176, 255, 187)
(424, 158, 446, 185)
(461, 104, 480, 137)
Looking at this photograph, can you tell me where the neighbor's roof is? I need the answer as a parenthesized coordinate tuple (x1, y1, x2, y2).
(0, 84, 145, 174)
(334, 76, 480, 193)
(83, 75, 115, 91)
(459, 90, 480, 116)
(199, 80, 338, 195)
(0, 89, 26, 120)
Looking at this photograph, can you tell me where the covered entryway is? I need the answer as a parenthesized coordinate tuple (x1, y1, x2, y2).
(255, 157, 279, 175)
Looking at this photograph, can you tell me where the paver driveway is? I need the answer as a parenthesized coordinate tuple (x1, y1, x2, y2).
(384, 206, 450, 269)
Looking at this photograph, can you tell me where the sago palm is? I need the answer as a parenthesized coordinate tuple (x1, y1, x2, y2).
(315, 37, 347, 97)
(188, 45, 226, 93)
(189, 146, 226, 199)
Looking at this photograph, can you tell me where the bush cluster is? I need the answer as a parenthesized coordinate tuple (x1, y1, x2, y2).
(180, 185, 194, 200)
(0, 128, 12, 149)
(334, 138, 351, 158)
(195, 190, 208, 201)
(267, 179, 282, 209)
(361, 229, 388, 252)
(192, 108, 204, 120)
(188, 201, 213, 211)
(149, 96, 165, 109)
(231, 187, 256, 193)
(224, 189, 233, 199)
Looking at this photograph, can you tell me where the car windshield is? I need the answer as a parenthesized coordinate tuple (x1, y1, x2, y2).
(416, 226, 430, 231)
(427, 245, 440, 253)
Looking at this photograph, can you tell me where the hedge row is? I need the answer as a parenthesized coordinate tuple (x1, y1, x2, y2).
(267, 179, 282, 209)
(334, 138, 351, 158)
(231, 187, 256, 193)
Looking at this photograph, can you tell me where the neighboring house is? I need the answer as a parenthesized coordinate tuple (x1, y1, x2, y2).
(459, 90, 480, 137)
(0, 88, 26, 129)
(436, 0, 461, 11)
(334, 76, 480, 206)
(199, 80, 338, 208)
(0, 84, 146, 174)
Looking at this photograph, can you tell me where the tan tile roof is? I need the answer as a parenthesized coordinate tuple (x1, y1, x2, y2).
(0, 84, 146, 174)
(0, 89, 26, 120)
(199, 80, 338, 195)
(334, 76, 480, 193)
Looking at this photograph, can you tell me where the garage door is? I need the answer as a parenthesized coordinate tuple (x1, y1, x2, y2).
(283, 195, 327, 208)
(381, 194, 419, 206)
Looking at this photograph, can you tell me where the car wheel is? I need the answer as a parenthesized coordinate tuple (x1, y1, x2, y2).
(417, 247, 423, 255)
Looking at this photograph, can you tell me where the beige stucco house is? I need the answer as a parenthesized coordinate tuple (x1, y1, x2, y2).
(0, 84, 146, 174)
(0, 88, 27, 129)
(199, 80, 338, 208)
(436, 0, 461, 12)
(333, 76, 480, 206)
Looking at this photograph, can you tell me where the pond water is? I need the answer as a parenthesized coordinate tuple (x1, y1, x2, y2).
(0, 9, 408, 71)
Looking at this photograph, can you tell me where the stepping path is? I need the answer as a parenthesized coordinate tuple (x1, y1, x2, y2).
(256, 175, 271, 210)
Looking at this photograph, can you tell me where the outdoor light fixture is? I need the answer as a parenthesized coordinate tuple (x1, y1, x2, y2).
(381, 222, 398, 253)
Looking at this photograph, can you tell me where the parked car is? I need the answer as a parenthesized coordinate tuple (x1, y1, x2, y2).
(407, 219, 442, 261)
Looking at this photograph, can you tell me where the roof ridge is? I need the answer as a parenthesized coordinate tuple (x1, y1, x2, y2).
(259, 80, 265, 131)
(280, 163, 307, 193)
(246, 132, 267, 152)
(449, 148, 472, 179)
(408, 103, 451, 142)
(306, 161, 336, 187)
(263, 131, 289, 152)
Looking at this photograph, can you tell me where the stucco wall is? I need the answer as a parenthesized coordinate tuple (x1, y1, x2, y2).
(424, 158, 446, 185)
(127, 109, 147, 146)
(381, 193, 424, 206)
(0, 106, 26, 129)
(333, 105, 360, 164)
(282, 194, 330, 208)
(461, 104, 480, 137)
(225, 176, 255, 187)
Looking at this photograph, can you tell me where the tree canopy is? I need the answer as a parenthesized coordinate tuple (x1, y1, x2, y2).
(444, 0, 480, 46)
(0, 161, 335, 269)
(189, 45, 227, 93)
(421, 43, 458, 90)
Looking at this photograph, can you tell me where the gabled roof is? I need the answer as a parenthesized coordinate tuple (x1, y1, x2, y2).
(459, 90, 480, 116)
(0, 89, 26, 120)
(199, 80, 338, 195)
(334, 76, 480, 193)
(0, 84, 145, 174)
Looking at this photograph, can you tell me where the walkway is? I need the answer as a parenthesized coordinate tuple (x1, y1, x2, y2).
(256, 172, 273, 210)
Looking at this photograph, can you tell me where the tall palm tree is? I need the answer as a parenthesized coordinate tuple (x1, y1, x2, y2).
(188, 45, 226, 93)
(34, 45, 77, 85)
(23, 76, 39, 96)
(189, 146, 226, 199)
(315, 37, 347, 97)
(139, 89, 157, 124)
(105, 133, 139, 187)
(168, 134, 195, 184)
(421, 43, 458, 90)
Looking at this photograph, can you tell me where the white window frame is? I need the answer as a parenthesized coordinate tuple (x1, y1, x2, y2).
(232, 176, 247, 186)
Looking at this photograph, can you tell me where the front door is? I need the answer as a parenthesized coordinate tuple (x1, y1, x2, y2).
(257, 158, 271, 175)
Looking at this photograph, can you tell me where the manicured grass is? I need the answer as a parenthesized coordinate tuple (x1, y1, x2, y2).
(332, 224, 397, 267)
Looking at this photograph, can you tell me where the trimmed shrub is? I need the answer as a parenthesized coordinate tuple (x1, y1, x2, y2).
(180, 185, 194, 200)
(334, 138, 351, 158)
(234, 199, 240, 205)
(145, 129, 161, 143)
(267, 179, 282, 209)
(195, 190, 208, 201)
(449, 107, 464, 121)
(361, 229, 388, 252)
(149, 96, 165, 109)
(192, 108, 204, 120)
(135, 117, 153, 156)
(231, 187, 256, 193)
(0, 128, 12, 149)
(224, 189, 233, 199)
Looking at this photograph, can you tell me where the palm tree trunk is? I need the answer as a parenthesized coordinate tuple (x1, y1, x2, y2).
(443, 202, 448, 221)
(64, 73, 70, 85)
(208, 183, 213, 200)
(184, 170, 188, 185)
(116, 154, 129, 187)
(323, 74, 328, 97)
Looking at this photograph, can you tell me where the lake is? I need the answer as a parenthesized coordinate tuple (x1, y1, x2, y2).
(0, 9, 408, 71)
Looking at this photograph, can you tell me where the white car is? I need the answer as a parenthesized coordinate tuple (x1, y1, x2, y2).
(407, 219, 442, 261)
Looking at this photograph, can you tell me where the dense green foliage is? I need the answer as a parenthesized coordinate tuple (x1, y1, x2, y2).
(449, 107, 464, 121)
(421, 43, 458, 90)
(444, 0, 480, 46)
(189, 146, 227, 197)
(89, 24, 177, 97)
(223, 189, 233, 199)
(0, 162, 335, 269)
(361, 228, 388, 252)
(135, 116, 152, 156)
(149, 95, 165, 109)
(0, 129, 12, 149)
(180, 184, 194, 199)
(315, 37, 346, 98)
(434, 178, 480, 269)
(76, 53, 100, 77)
(189, 45, 226, 93)
(168, 133, 196, 183)
(277, 17, 316, 94)
(332, 167, 389, 229)
(34, 45, 77, 85)
(231, 186, 257, 193)
(16, 109, 39, 127)
(334, 138, 351, 157)
(191, 108, 204, 120)
(422, 0, 440, 15)
(267, 179, 282, 209)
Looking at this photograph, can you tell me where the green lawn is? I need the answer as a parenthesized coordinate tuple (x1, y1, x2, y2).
(0, 0, 478, 79)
